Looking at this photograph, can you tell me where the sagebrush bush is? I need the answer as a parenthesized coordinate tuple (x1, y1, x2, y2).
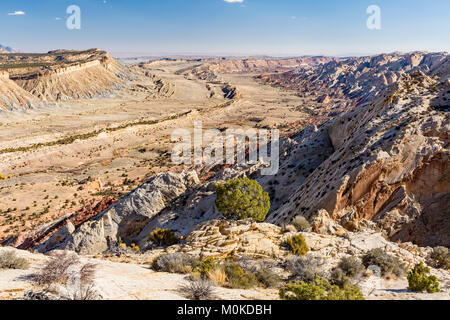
(428, 246, 450, 270)
(362, 248, 405, 276)
(330, 268, 352, 288)
(215, 177, 270, 222)
(279, 277, 364, 300)
(179, 279, 215, 300)
(337, 256, 365, 278)
(253, 267, 282, 288)
(0, 251, 30, 270)
(34, 251, 80, 286)
(407, 263, 440, 293)
(223, 262, 257, 289)
(148, 228, 179, 246)
(152, 253, 200, 274)
(292, 216, 311, 232)
(287, 255, 327, 283)
(283, 234, 309, 256)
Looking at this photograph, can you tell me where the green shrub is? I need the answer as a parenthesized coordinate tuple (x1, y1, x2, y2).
(279, 277, 364, 300)
(283, 234, 309, 256)
(0, 251, 29, 270)
(152, 253, 200, 273)
(215, 177, 270, 222)
(148, 228, 179, 246)
(223, 262, 257, 289)
(362, 248, 405, 276)
(195, 257, 216, 279)
(292, 216, 311, 232)
(428, 246, 450, 270)
(407, 263, 440, 293)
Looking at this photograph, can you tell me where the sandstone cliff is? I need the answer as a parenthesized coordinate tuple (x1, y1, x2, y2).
(0, 49, 129, 110)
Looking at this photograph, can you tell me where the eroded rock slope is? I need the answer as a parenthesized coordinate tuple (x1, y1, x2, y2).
(21, 52, 450, 254)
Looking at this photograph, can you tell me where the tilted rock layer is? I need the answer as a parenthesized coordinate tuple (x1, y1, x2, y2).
(268, 68, 449, 247)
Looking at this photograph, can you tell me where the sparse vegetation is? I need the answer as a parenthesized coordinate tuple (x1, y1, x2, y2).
(148, 228, 179, 246)
(287, 255, 327, 282)
(279, 277, 364, 300)
(31, 251, 99, 300)
(283, 234, 309, 256)
(253, 266, 282, 288)
(362, 248, 405, 277)
(0, 250, 30, 270)
(0, 111, 192, 156)
(207, 266, 227, 287)
(215, 177, 270, 222)
(330, 268, 352, 288)
(194, 257, 216, 279)
(223, 261, 257, 289)
(179, 279, 215, 300)
(338, 256, 364, 277)
(330, 256, 365, 288)
(407, 263, 440, 293)
(152, 253, 200, 274)
(34, 251, 80, 286)
(428, 246, 450, 270)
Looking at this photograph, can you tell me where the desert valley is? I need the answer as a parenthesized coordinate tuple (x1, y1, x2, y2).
(0, 47, 448, 301)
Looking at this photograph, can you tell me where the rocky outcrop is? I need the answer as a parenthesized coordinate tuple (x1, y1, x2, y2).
(4, 198, 117, 251)
(268, 68, 450, 247)
(222, 84, 240, 100)
(170, 219, 287, 259)
(52, 171, 200, 254)
(259, 52, 448, 110)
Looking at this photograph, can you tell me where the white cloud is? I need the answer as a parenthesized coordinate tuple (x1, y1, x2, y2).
(8, 11, 26, 16)
(224, 0, 244, 3)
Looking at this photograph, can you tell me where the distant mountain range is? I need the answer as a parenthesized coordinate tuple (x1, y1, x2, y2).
(0, 44, 19, 53)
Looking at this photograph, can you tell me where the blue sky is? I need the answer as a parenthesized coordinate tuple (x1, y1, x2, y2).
(1, 0, 449, 56)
